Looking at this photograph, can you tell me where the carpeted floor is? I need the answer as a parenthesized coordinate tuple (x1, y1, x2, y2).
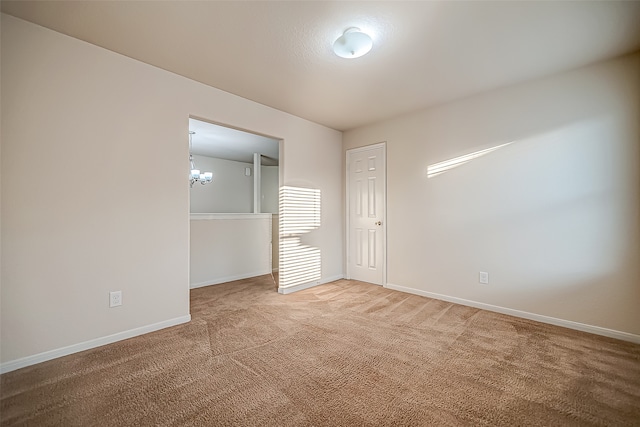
(2, 275, 640, 426)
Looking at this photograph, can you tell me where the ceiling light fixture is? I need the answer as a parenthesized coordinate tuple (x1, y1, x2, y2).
(332, 27, 373, 59)
(189, 131, 213, 187)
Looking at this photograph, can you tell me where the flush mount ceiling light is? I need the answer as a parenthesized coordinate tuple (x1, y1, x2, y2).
(333, 27, 373, 59)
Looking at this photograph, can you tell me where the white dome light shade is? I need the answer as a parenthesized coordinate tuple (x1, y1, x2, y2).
(333, 27, 373, 59)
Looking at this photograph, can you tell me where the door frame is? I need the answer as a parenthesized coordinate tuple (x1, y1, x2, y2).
(345, 142, 387, 285)
(187, 115, 283, 289)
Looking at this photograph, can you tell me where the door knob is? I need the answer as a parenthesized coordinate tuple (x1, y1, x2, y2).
(375, 221, 382, 226)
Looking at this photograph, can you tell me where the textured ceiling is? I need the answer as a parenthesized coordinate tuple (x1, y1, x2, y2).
(3, 1, 640, 131)
(189, 118, 279, 165)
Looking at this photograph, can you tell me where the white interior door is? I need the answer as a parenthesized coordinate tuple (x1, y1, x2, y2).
(347, 144, 386, 285)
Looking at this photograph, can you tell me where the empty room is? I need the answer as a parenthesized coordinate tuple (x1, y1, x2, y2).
(1, 1, 639, 425)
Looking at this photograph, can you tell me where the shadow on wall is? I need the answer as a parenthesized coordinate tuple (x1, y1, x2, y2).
(279, 186, 321, 290)
(426, 116, 631, 278)
(376, 54, 640, 332)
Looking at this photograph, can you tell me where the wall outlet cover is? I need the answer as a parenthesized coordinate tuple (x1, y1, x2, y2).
(479, 272, 489, 284)
(110, 291, 122, 307)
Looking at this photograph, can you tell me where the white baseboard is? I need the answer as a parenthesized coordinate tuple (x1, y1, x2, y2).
(278, 274, 344, 295)
(190, 270, 272, 289)
(385, 283, 640, 344)
(0, 315, 191, 374)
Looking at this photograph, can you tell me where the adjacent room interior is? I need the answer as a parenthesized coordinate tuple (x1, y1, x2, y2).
(187, 118, 280, 289)
(1, 1, 639, 425)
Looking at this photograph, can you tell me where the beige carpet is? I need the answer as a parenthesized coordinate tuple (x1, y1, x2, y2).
(2, 276, 640, 426)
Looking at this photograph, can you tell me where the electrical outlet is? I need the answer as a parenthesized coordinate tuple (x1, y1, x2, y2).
(479, 272, 489, 285)
(109, 291, 122, 307)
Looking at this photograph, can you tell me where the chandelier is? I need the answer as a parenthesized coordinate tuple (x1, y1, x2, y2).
(189, 131, 213, 187)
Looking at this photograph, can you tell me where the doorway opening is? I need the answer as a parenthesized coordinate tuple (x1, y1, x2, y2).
(187, 117, 282, 289)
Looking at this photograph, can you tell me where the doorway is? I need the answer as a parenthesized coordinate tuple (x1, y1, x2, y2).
(188, 117, 282, 288)
(346, 143, 387, 285)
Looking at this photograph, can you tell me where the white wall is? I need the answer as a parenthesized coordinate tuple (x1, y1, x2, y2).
(344, 53, 640, 337)
(190, 155, 253, 213)
(1, 14, 343, 368)
(190, 214, 271, 287)
(271, 214, 279, 271)
(261, 165, 279, 214)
